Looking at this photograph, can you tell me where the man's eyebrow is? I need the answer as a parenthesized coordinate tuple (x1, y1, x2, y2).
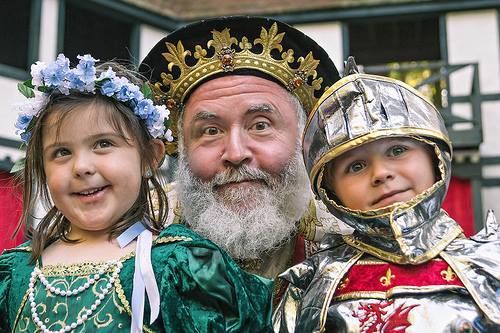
(246, 103, 276, 115)
(191, 111, 217, 122)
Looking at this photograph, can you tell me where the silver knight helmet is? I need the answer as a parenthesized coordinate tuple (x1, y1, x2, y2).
(302, 59, 461, 264)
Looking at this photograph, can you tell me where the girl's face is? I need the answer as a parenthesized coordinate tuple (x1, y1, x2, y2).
(42, 104, 143, 236)
(325, 137, 436, 211)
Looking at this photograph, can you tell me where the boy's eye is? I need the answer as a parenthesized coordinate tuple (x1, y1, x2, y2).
(95, 139, 113, 149)
(389, 145, 408, 157)
(203, 127, 220, 136)
(251, 121, 270, 131)
(347, 161, 366, 173)
(54, 148, 71, 158)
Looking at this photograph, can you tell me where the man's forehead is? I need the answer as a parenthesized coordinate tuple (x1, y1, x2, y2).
(188, 74, 288, 98)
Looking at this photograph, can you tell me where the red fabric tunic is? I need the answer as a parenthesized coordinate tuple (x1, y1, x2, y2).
(0, 172, 24, 252)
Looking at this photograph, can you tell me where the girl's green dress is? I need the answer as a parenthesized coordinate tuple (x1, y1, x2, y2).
(0, 224, 273, 332)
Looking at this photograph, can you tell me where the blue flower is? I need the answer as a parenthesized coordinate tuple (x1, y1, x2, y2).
(135, 99, 155, 120)
(100, 79, 118, 96)
(117, 83, 143, 102)
(77, 54, 98, 83)
(15, 114, 33, 131)
(67, 69, 86, 91)
(42, 54, 70, 88)
(20, 131, 32, 144)
(16, 53, 173, 144)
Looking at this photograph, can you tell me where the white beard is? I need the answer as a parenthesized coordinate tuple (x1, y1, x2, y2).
(175, 145, 311, 260)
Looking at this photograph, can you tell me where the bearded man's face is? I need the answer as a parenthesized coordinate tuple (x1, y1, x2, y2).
(176, 75, 311, 260)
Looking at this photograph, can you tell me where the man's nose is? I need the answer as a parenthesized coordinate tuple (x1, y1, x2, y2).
(73, 152, 96, 177)
(371, 159, 394, 186)
(221, 129, 252, 167)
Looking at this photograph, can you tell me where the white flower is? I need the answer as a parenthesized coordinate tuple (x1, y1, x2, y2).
(155, 105, 170, 119)
(98, 67, 116, 81)
(30, 61, 47, 87)
(148, 121, 165, 138)
(15, 94, 48, 117)
(164, 129, 174, 142)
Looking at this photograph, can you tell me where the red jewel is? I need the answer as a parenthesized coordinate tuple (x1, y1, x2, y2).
(222, 54, 233, 65)
(166, 98, 176, 109)
(293, 77, 303, 87)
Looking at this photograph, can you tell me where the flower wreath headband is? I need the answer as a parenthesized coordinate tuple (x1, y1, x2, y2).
(15, 53, 173, 151)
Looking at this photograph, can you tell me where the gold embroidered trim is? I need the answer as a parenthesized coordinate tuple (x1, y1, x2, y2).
(297, 200, 322, 241)
(41, 252, 135, 277)
(12, 286, 30, 332)
(332, 284, 467, 302)
(112, 269, 155, 333)
(154, 235, 192, 244)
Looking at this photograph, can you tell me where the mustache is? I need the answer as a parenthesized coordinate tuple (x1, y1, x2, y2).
(211, 164, 272, 187)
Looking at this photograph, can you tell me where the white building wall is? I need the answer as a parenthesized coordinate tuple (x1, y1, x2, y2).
(446, 9, 500, 216)
(295, 22, 344, 72)
(139, 25, 169, 62)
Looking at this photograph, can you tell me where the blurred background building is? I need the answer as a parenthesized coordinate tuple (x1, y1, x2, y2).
(1, 0, 499, 250)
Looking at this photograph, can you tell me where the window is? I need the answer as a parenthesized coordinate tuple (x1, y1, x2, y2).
(63, 2, 135, 62)
(348, 16, 441, 65)
(0, 0, 31, 70)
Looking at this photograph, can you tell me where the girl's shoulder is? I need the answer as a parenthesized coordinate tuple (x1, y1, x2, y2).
(151, 224, 231, 270)
(153, 223, 216, 249)
(0, 241, 34, 288)
(1, 241, 33, 264)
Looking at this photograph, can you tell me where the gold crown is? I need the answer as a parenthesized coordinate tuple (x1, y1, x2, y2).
(150, 22, 327, 155)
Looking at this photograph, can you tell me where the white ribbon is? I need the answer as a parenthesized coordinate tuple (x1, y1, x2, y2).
(130, 229, 160, 332)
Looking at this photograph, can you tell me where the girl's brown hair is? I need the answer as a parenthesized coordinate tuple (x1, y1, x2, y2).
(16, 62, 168, 262)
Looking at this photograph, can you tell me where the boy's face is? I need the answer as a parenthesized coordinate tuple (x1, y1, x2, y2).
(325, 137, 436, 211)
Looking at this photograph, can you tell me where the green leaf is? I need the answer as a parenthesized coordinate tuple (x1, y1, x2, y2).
(10, 158, 26, 173)
(17, 82, 34, 98)
(38, 86, 50, 93)
(22, 79, 34, 89)
(165, 117, 172, 129)
(141, 83, 153, 100)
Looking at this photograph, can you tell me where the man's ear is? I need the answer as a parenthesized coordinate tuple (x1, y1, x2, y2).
(150, 138, 166, 169)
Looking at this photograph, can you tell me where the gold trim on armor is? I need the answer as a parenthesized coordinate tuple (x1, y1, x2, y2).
(318, 251, 364, 333)
(342, 223, 463, 264)
(440, 252, 498, 324)
(332, 284, 467, 302)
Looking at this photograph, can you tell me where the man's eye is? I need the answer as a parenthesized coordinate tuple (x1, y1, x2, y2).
(203, 127, 220, 135)
(251, 121, 270, 131)
(95, 139, 113, 149)
(347, 161, 365, 173)
(54, 148, 70, 158)
(389, 145, 408, 157)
